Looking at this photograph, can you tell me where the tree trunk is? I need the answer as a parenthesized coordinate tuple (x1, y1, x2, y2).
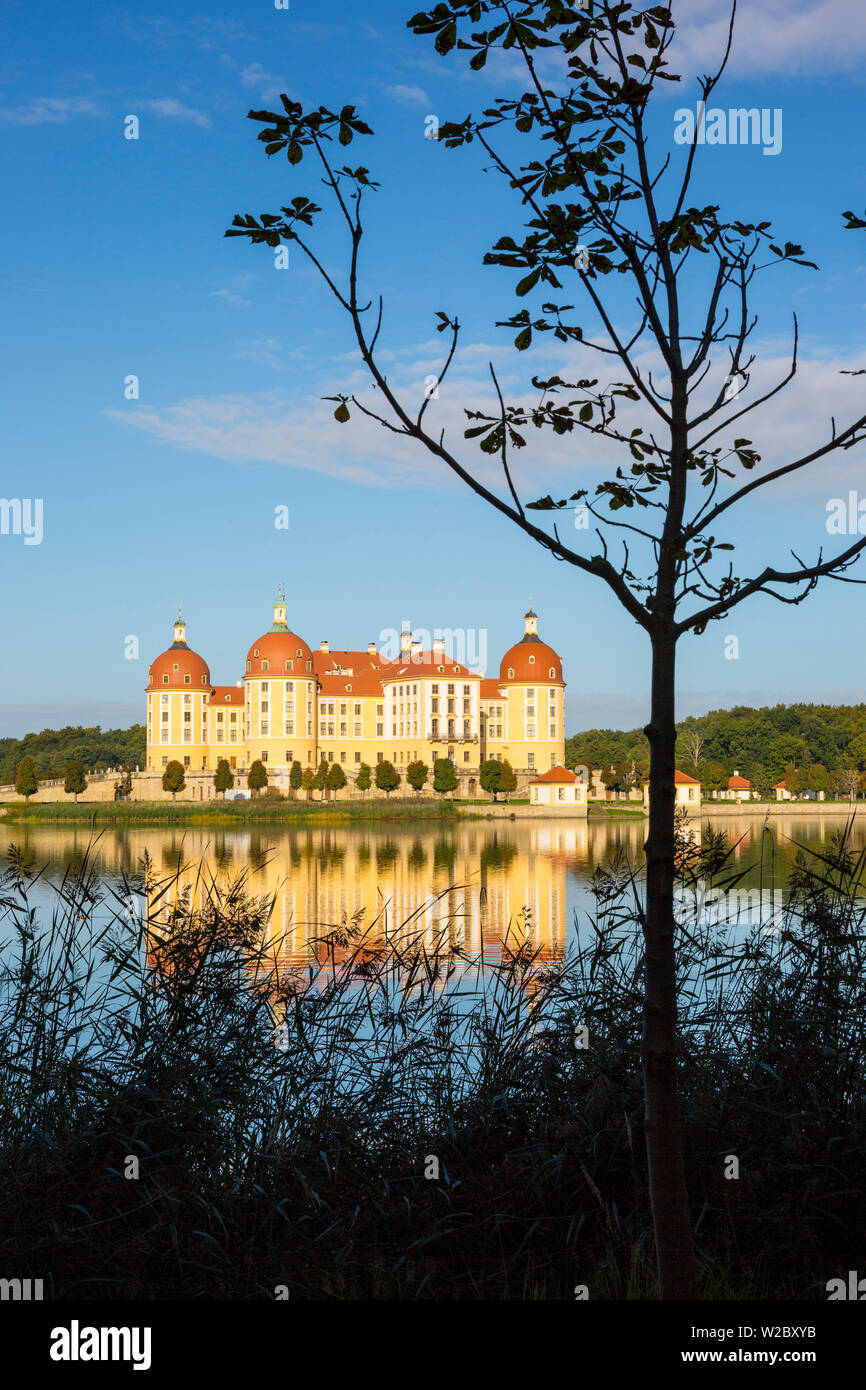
(643, 631, 699, 1299)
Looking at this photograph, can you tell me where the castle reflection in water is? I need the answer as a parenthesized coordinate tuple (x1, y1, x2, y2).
(9, 814, 855, 970)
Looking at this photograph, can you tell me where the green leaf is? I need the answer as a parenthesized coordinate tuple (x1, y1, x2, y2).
(333, 403, 351, 423)
(515, 267, 541, 297)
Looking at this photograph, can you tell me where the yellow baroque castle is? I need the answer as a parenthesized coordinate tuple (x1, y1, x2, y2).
(145, 591, 566, 786)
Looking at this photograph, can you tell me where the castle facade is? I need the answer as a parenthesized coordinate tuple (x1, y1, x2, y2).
(145, 592, 566, 785)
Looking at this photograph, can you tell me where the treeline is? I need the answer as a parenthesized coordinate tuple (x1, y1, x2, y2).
(0, 725, 146, 785)
(566, 702, 866, 785)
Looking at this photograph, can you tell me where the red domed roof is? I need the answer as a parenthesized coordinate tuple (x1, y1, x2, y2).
(246, 629, 313, 676)
(147, 646, 211, 690)
(500, 638, 562, 683)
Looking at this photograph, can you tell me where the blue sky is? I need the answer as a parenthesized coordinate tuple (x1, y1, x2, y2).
(2, 0, 866, 738)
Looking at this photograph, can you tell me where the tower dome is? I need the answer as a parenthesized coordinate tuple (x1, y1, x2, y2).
(246, 587, 313, 675)
(499, 607, 563, 682)
(146, 610, 212, 689)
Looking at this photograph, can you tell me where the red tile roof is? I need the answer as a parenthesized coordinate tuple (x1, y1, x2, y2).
(317, 670, 384, 696)
(529, 764, 577, 784)
(728, 774, 751, 789)
(674, 770, 700, 784)
(481, 679, 506, 698)
(209, 685, 244, 706)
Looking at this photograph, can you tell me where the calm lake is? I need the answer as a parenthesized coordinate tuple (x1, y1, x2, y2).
(5, 812, 865, 964)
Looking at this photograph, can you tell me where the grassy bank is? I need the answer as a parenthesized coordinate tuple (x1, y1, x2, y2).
(0, 826, 864, 1298)
(0, 797, 460, 827)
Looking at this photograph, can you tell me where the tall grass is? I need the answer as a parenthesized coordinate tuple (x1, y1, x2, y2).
(0, 819, 864, 1299)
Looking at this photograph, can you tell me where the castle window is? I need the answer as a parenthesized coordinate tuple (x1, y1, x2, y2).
(306, 660, 312, 671)
(254, 648, 259, 657)
(162, 694, 169, 704)
(507, 668, 514, 679)
(455, 667, 461, 674)
(437, 665, 444, 674)
(285, 681, 293, 692)
(285, 660, 293, 671)
(529, 655, 535, 664)
(261, 751, 268, 762)
(246, 660, 251, 671)
(296, 648, 302, 657)
(184, 675, 191, 685)
(262, 660, 269, 671)
(346, 684, 352, 693)
(549, 667, 555, 679)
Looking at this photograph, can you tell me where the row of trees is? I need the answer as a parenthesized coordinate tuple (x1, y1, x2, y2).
(160, 755, 519, 802)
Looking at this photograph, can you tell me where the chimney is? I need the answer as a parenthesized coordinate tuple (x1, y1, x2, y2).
(320, 640, 330, 654)
(400, 628, 412, 653)
(432, 636, 445, 657)
(367, 641, 376, 656)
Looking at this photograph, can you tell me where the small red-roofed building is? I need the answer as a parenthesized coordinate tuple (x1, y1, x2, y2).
(529, 765, 587, 815)
(774, 778, 792, 801)
(723, 770, 753, 802)
(642, 768, 702, 816)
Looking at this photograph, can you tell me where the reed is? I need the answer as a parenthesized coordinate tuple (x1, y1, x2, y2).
(0, 819, 863, 1299)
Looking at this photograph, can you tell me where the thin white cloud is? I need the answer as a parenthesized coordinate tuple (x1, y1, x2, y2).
(0, 97, 103, 125)
(210, 288, 252, 308)
(385, 84, 431, 108)
(140, 98, 211, 127)
(672, 0, 866, 79)
(104, 326, 866, 504)
(239, 63, 287, 101)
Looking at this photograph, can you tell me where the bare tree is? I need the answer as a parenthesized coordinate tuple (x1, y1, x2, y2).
(685, 732, 705, 775)
(227, 0, 866, 1298)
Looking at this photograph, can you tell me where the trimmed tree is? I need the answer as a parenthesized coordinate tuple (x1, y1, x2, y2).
(480, 758, 502, 802)
(375, 760, 400, 796)
(499, 759, 517, 802)
(214, 758, 234, 799)
(63, 759, 87, 803)
(301, 767, 315, 800)
(15, 757, 39, 800)
(162, 760, 185, 802)
(289, 759, 303, 799)
(326, 762, 347, 799)
(313, 757, 329, 798)
(433, 757, 458, 797)
(406, 759, 429, 794)
(248, 760, 268, 796)
(356, 762, 372, 795)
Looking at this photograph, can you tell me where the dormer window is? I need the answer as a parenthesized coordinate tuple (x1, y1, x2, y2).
(529, 654, 535, 664)
(346, 684, 352, 692)
(246, 660, 251, 671)
(296, 648, 302, 657)
(173, 663, 179, 672)
(254, 648, 260, 657)
(201, 675, 207, 685)
(507, 667, 514, 679)
(184, 675, 191, 684)
(162, 674, 169, 685)
(285, 660, 293, 671)
(437, 665, 444, 674)
(262, 659, 269, 671)
(549, 667, 555, 678)
(306, 660, 311, 671)
(225, 695, 231, 703)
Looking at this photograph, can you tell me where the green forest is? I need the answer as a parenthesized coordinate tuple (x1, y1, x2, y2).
(565, 703, 866, 791)
(0, 725, 147, 785)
